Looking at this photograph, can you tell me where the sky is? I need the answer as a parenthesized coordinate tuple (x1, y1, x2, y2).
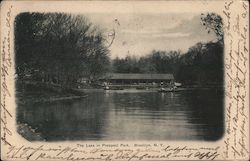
(84, 13, 217, 59)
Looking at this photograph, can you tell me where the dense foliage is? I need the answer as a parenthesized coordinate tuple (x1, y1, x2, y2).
(112, 40, 223, 86)
(15, 13, 110, 87)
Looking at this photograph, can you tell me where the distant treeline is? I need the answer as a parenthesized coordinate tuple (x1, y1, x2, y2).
(112, 41, 223, 86)
(112, 13, 224, 86)
(15, 13, 110, 88)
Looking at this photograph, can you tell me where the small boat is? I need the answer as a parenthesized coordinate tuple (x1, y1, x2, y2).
(158, 87, 184, 92)
(158, 82, 184, 92)
(158, 87, 174, 92)
(174, 82, 182, 87)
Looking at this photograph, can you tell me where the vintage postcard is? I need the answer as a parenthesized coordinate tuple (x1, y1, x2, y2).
(1, 0, 249, 161)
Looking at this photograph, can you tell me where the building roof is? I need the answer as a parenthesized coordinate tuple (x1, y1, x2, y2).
(103, 73, 174, 80)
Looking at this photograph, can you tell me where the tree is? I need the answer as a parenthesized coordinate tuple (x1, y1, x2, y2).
(15, 13, 110, 87)
(201, 13, 224, 43)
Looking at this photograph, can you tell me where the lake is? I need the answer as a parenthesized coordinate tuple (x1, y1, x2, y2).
(17, 89, 224, 141)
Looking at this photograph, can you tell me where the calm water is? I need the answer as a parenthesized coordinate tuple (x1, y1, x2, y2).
(17, 89, 224, 141)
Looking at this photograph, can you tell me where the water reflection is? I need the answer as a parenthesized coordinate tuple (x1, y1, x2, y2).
(17, 89, 224, 141)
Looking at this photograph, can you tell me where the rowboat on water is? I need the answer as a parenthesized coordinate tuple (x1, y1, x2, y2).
(158, 82, 184, 92)
(158, 87, 187, 92)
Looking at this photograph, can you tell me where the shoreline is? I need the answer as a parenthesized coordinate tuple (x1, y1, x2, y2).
(17, 123, 45, 141)
(16, 81, 89, 104)
(30, 94, 89, 103)
(18, 94, 89, 105)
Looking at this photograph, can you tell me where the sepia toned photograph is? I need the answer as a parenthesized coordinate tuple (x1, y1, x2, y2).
(15, 11, 225, 142)
(1, 1, 249, 161)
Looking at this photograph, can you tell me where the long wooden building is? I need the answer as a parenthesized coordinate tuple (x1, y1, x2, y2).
(100, 73, 174, 85)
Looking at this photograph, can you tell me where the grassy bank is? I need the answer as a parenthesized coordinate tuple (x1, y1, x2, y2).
(16, 81, 88, 104)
